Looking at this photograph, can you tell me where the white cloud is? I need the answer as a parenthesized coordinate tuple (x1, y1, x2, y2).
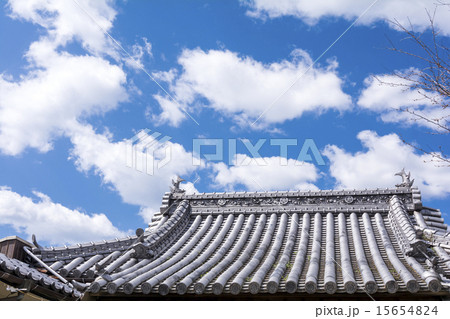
(210, 154, 319, 192)
(0, 0, 198, 227)
(153, 48, 351, 128)
(358, 72, 450, 131)
(0, 42, 128, 155)
(124, 37, 153, 70)
(0, 186, 130, 245)
(0, 0, 129, 156)
(7, 0, 117, 55)
(0, 1, 192, 232)
(243, 0, 450, 35)
(150, 94, 186, 127)
(324, 130, 450, 198)
(68, 124, 200, 221)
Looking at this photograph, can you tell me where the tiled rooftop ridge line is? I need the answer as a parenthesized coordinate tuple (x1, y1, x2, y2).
(389, 196, 427, 257)
(38, 236, 137, 263)
(174, 188, 414, 200)
(181, 188, 418, 213)
(39, 200, 191, 280)
(142, 200, 191, 256)
(159, 192, 171, 214)
(145, 193, 171, 232)
(37, 199, 190, 264)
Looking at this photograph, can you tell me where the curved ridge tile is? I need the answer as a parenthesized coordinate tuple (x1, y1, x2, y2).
(165, 215, 234, 295)
(286, 213, 310, 293)
(305, 213, 322, 294)
(374, 213, 419, 293)
(194, 214, 255, 294)
(145, 215, 222, 295)
(85, 251, 122, 281)
(433, 246, 450, 271)
(216, 214, 268, 295)
(413, 211, 428, 229)
(249, 213, 287, 294)
(40, 237, 136, 263)
(362, 213, 397, 293)
(154, 216, 169, 230)
(98, 216, 203, 294)
(389, 196, 427, 257)
(350, 213, 377, 294)
(180, 215, 245, 295)
(267, 213, 298, 294)
(59, 257, 84, 277)
(50, 260, 64, 271)
(404, 256, 441, 293)
(144, 200, 189, 245)
(324, 213, 337, 295)
(103, 250, 135, 275)
(72, 254, 103, 278)
(120, 215, 203, 294)
(338, 213, 357, 294)
(117, 258, 137, 272)
(142, 200, 192, 257)
(50, 261, 64, 271)
(103, 219, 200, 294)
(127, 215, 210, 294)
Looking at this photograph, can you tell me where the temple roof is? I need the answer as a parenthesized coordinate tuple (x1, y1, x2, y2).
(1, 186, 450, 300)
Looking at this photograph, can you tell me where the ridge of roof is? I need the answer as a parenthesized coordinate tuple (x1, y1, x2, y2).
(172, 187, 417, 199)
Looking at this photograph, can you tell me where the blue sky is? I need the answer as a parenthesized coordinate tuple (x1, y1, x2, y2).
(0, 0, 449, 246)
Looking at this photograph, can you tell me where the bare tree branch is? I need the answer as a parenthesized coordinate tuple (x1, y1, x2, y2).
(386, 12, 450, 108)
(379, 7, 450, 166)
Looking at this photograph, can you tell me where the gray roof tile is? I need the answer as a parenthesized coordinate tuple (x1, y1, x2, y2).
(3, 187, 450, 299)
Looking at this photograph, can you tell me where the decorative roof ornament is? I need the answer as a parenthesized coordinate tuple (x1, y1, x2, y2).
(395, 168, 414, 188)
(171, 176, 186, 193)
(32, 234, 44, 251)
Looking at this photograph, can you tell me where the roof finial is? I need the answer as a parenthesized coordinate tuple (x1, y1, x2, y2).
(171, 176, 186, 193)
(32, 234, 43, 251)
(395, 168, 414, 188)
